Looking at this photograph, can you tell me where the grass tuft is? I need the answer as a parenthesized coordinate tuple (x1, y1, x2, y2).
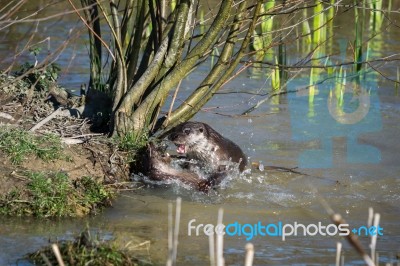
(0, 172, 113, 217)
(113, 131, 149, 163)
(0, 128, 63, 164)
(28, 230, 151, 266)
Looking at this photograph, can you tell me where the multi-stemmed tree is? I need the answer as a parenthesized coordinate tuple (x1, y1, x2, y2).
(78, 0, 263, 142)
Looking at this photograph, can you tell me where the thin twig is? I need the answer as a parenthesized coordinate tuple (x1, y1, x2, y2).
(166, 79, 183, 126)
(68, 133, 103, 139)
(66, 0, 116, 61)
(61, 138, 85, 145)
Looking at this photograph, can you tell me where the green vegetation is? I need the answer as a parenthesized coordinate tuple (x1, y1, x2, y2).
(15, 47, 61, 91)
(0, 128, 63, 164)
(354, 1, 365, 73)
(113, 131, 149, 164)
(252, 1, 275, 59)
(115, 131, 148, 153)
(0, 172, 113, 217)
(29, 230, 151, 266)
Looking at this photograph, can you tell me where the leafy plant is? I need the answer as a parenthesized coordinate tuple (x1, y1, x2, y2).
(15, 46, 61, 91)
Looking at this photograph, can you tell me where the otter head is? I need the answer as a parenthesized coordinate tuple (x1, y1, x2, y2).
(147, 142, 172, 167)
(168, 122, 210, 155)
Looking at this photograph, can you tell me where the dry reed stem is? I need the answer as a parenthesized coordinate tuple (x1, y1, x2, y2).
(216, 208, 224, 266)
(244, 243, 254, 266)
(336, 242, 342, 266)
(51, 244, 65, 266)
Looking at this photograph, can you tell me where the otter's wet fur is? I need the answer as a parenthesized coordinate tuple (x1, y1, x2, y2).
(168, 121, 247, 172)
(143, 142, 204, 189)
(139, 122, 246, 192)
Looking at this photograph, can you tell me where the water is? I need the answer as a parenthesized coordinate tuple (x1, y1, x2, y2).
(1, 1, 400, 265)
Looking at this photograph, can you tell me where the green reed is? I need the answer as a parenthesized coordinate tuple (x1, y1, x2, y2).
(251, 1, 286, 88)
(252, 1, 275, 60)
(270, 41, 287, 91)
(309, 67, 315, 105)
(302, 8, 312, 44)
(312, 0, 324, 46)
(326, 0, 335, 54)
(170, 0, 176, 11)
(369, 0, 383, 32)
(333, 66, 346, 107)
(271, 56, 280, 91)
(324, 56, 335, 77)
(326, 0, 335, 27)
(311, 0, 328, 66)
(261, 1, 275, 49)
(354, 0, 365, 73)
(278, 41, 287, 84)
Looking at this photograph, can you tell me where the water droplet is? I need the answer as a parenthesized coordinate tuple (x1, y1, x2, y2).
(258, 161, 264, 172)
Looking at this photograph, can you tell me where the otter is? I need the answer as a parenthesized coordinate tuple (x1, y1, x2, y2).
(143, 142, 225, 192)
(140, 122, 246, 192)
(168, 121, 247, 172)
(143, 142, 203, 189)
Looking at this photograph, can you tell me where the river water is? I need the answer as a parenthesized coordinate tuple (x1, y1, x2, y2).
(0, 1, 399, 265)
